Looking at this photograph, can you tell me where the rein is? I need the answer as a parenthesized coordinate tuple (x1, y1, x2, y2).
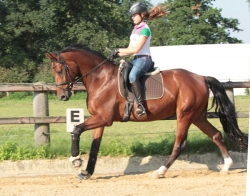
(74, 57, 110, 84)
(49, 52, 111, 90)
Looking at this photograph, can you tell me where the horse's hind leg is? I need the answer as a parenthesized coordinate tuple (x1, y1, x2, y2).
(193, 110, 233, 173)
(153, 118, 190, 178)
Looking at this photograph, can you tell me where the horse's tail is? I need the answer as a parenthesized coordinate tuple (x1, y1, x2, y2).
(205, 76, 248, 150)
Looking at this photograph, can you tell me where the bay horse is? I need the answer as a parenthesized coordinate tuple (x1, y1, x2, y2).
(45, 44, 248, 180)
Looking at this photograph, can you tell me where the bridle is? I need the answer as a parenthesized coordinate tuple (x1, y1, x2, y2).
(48, 52, 111, 91)
(49, 53, 76, 91)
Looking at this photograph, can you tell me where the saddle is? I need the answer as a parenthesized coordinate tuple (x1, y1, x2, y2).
(118, 60, 164, 121)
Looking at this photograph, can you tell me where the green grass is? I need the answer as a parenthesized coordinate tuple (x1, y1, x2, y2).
(0, 93, 249, 160)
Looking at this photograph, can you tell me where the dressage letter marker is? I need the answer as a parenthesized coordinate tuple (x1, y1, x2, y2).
(66, 108, 84, 132)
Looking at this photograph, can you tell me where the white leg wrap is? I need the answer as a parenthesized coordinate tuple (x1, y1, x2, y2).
(152, 166, 168, 179)
(69, 155, 80, 162)
(157, 166, 167, 175)
(222, 156, 233, 171)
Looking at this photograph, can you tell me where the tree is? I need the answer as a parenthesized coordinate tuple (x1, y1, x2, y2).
(0, 0, 137, 82)
(248, 0, 250, 12)
(0, 0, 48, 81)
(0, 0, 243, 83)
(150, 0, 242, 45)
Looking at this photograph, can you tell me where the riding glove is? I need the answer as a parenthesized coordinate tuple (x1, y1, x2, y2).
(110, 49, 120, 59)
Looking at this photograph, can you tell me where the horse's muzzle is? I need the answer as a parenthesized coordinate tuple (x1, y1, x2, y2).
(59, 91, 72, 101)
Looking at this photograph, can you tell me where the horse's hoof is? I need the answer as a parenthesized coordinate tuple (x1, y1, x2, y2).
(152, 166, 167, 179)
(78, 170, 91, 180)
(151, 171, 160, 179)
(71, 158, 83, 169)
(220, 170, 229, 175)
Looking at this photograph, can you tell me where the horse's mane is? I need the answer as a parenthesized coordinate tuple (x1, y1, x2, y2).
(58, 43, 107, 60)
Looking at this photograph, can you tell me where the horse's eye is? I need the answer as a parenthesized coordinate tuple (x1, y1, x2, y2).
(57, 69, 63, 75)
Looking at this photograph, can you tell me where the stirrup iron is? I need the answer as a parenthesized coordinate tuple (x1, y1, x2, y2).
(136, 104, 147, 117)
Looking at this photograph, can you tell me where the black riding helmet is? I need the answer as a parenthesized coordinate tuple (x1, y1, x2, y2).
(128, 2, 148, 15)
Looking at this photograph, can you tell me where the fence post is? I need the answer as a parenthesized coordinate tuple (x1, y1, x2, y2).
(246, 107, 250, 195)
(225, 80, 235, 105)
(225, 89, 235, 105)
(224, 81, 235, 140)
(33, 81, 50, 146)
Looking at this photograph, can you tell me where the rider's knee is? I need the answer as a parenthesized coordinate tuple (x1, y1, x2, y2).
(129, 74, 136, 83)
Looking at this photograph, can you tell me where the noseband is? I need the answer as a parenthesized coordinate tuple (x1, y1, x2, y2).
(48, 52, 111, 91)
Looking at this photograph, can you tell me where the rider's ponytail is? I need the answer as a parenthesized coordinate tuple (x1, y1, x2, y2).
(146, 5, 168, 20)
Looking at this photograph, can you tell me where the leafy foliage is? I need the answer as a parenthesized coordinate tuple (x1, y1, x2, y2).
(33, 58, 55, 83)
(0, 142, 54, 161)
(0, 0, 243, 83)
(0, 67, 30, 83)
(150, 0, 242, 45)
(0, 132, 241, 160)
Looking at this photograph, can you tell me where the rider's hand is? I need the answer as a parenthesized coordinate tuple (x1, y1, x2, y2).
(110, 48, 120, 59)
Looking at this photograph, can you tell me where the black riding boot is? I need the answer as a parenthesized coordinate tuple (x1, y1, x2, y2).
(131, 79, 146, 117)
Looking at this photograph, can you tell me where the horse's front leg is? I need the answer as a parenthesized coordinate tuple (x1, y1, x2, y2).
(68, 114, 108, 174)
(78, 127, 104, 180)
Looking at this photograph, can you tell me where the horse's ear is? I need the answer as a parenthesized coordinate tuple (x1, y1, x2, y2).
(45, 53, 58, 61)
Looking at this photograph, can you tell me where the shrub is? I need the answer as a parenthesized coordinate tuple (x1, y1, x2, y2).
(0, 142, 54, 161)
(33, 59, 55, 83)
(0, 67, 29, 83)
